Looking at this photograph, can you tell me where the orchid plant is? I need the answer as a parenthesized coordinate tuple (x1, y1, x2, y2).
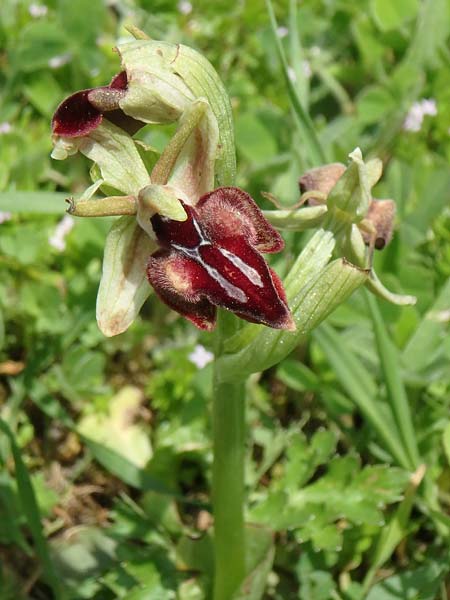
(51, 28, 415, 600)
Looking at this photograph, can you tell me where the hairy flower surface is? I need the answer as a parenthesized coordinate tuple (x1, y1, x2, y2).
(147, 188, 295, 331)
(52, 71, 142, 138)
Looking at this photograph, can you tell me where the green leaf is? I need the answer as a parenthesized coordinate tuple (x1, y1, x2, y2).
(403, 0, 450, 68)
(365, 292, 419, 470)
(314, 324, 411, 469)
(81, 436, 172, 495)
(366, 559, 447, 600)
(57, 0, 107, 47)
(357, 86, 397, 124)
(11, 21, 70, 72)
(233, 526, 274, 600)
(51, 526, 116, 589)
(23, 73, 63, 118)
(0, 305, 4, 351)
(362, 466, 425, 594)
(0, 419, 63, 598)
(276, 359, 320, 392)
(402, 277, 450, 376)
(235, 113, 277, 164)
(264, 0, 326, 167)
(0, 192, 67, 214)
(443, 422, 450, 466)
(78, 386, 153, 468)
(371, 0, 419, 32)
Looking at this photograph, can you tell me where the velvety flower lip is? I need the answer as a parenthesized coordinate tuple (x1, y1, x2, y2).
(52, 71, 142, 138)
(146, 187, 296, 331)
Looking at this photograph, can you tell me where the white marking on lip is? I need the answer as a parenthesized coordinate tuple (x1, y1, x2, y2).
(172, 215, 248, 303)
(218, 247, 263, 288)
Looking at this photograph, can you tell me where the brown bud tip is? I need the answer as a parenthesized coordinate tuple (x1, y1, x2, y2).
(299, 163, 346, 205)
(362, 199, 396, 250)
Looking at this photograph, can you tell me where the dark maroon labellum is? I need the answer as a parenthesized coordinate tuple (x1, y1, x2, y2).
(52, 72, 142, 138)
(146, 187, 295, 331)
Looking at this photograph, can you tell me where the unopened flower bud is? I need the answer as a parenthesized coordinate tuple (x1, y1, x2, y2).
(361, 199, 396, 250)
(299, 163, 346, 205)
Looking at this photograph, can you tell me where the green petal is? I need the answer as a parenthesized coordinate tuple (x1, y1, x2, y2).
(78, 121, 150, 195)
(165, 99, 219, 203)
(96, 216, 157, 337)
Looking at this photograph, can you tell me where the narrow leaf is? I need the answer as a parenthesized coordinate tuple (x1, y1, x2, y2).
(0, 419, 63, 598)
(365, 291, 419, 470)
(314, 324, 410, 469)
(0, 192, 67, 214)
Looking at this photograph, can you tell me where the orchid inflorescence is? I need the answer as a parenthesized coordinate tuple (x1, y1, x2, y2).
(51, 30, 414, 352)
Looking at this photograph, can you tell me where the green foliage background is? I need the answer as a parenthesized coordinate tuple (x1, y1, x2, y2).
(0, 0, 450, 598)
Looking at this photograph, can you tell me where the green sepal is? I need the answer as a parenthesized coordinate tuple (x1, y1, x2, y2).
(366, 271, 417, 306)
(327, 148, 376, 223)
(117, 39, 236, 186)
(263, 204, 328, 231)
(96, 216, 157, 337)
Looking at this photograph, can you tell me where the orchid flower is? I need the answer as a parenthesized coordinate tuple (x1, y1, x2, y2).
(51, 41, 293, 336)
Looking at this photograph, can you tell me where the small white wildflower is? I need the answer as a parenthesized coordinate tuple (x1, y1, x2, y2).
(178, 0, 192, 15)
(403, 104, 423, 132)
(0, 212, 12, 224)
(403, 98, 438, 132)
(287, 66, 297, 83)
(276, 26, 289, 38)
(301, 59, 312, 78)
(0, 122, 12, 134)
(48, 53, 72, 69)
(310, 45, 321, 57)
(421, 98, 437, 116)
(29, 3, 48, 17)
(188, 345, 214, 369)
(49, 215, 75, 251)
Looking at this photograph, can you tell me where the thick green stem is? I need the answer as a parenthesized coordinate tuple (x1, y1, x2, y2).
(212, 314, 246, 600)
(212, 377, 246, 599)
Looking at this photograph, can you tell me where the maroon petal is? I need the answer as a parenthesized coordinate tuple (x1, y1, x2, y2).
(198, 237, 295, 330)
(109, 71, 128, 90)
(52, 70, 142, 138)
(52, 89, 103, 137)
(147, 250, 217, 331)
(149, 195, 295, 331)
(197, 187, 285, 253)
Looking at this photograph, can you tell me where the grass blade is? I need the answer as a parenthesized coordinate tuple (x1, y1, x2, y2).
(362, 465, 426, 595)
(401, 277, 450, 376)
(314, 323, 411, 469)
(265, 0, 326, 167)
(0, 191, 67, 214)
(0, 418, 63, 599)
(365, 291, 420, 470)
